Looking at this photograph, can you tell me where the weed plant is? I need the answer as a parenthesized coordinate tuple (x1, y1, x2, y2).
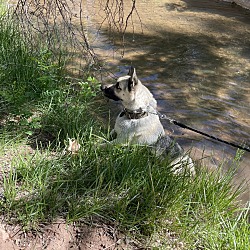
(0, 8, 249, 250)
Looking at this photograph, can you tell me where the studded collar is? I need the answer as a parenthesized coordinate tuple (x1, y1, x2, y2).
(120, 107, 148, 119)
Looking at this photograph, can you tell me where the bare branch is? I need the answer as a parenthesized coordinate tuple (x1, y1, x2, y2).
(11, 0, 142, 72)
(99, 0, 142, 56)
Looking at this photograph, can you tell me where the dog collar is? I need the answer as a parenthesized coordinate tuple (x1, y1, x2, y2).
(120, 108, 148, 119)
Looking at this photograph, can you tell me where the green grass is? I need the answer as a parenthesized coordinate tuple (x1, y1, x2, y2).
(0, 10, 66, 116)
(0, 8, 249, 250)
(1, 132, 249, 249)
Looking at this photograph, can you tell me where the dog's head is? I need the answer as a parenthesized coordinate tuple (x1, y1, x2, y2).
(101, 66, 139, 102)
(101, 66, 157, 110)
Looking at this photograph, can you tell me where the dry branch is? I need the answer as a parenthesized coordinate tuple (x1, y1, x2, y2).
(12, 0, 141, 68)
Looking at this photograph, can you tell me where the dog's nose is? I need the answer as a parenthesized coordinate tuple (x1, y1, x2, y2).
(100, 85, 106, 91)
(101, 84, 113, 91)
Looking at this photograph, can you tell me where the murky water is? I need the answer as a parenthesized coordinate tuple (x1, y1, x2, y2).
(84, 0, 250, 204)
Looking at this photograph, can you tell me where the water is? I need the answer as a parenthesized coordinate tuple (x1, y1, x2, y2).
(85, 0, 250, 204)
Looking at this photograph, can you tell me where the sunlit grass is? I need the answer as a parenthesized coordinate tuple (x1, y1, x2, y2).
(2, 129, 249, 249)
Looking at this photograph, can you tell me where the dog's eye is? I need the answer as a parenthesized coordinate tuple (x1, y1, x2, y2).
(116, 82, 122, 90)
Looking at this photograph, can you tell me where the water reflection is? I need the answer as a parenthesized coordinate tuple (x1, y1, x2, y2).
(87, 0, 250, 204)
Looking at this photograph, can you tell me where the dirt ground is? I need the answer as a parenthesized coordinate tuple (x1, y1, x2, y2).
(0, 219, 138, 250)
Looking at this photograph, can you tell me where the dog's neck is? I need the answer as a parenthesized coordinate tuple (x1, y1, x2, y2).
(120, 107, 148, 119)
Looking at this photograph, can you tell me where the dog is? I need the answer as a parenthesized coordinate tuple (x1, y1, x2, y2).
(101, 66, 194, 174)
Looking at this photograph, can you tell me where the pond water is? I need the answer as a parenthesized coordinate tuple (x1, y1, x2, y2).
(84, 0, 250, 205)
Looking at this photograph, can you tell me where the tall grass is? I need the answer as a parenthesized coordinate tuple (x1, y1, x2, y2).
(0, 7, 249, 250)
(0, 12, 64, 113)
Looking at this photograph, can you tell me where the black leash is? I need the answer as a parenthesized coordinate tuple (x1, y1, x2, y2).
(158, 113, 250, 153)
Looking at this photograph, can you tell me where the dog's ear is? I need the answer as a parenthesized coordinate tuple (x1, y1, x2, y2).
(128, 66, 138, 91)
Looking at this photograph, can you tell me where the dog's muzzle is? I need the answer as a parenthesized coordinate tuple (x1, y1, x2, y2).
(101, 85, 121, 101)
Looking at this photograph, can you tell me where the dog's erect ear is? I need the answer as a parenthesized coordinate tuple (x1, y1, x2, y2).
(127, 66, 138, 91)
(128, 66, 138, 82)
(128, 66, 135, 76)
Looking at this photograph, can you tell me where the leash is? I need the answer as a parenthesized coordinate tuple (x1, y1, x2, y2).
(156, 111, 250, 153)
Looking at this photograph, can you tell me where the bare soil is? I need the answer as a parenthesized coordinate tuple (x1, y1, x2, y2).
(0, 219, 137, 250)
